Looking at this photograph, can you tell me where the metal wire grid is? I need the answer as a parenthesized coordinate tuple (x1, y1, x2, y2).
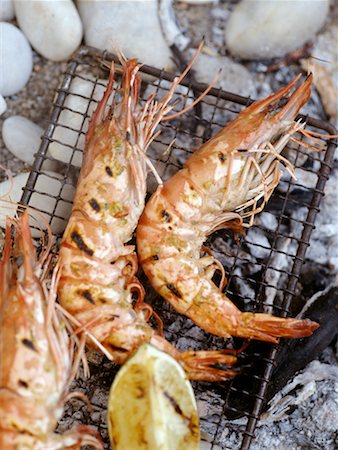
(20, 46, 336, 449)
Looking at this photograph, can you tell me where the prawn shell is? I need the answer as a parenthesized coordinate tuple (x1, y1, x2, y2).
(137, 75, 320, 343)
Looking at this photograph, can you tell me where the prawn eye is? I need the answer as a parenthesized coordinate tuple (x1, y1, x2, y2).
(161, 210, 171, 223)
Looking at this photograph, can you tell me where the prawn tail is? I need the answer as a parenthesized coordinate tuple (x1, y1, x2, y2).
(176, 292, 319, 345)
(178, 349, 239, 381)
(234, 312, 320, 344)
(150, 335, 239, 381)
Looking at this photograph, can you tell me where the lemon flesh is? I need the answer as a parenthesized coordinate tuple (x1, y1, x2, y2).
(108, 343, 200, 450)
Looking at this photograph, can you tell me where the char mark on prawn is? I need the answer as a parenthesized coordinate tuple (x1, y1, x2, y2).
(166, 283, 182, 299)
(89, 198, 101, 212)
(71, 231, 94, 256)
(161, 210, 172, 222)
(80, 289, 96, 305)
(105, 166, 113, 177)
(21, 338, 37, 352)
(218, 152, 226, 163)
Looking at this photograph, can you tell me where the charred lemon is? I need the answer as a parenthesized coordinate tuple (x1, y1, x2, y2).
(107, 343, 200, 449)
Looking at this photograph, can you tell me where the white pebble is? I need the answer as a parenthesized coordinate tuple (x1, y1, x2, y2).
(0, 171, 75, 237)
(0, 95, 7, 115)
(0, 0, 14, 21)
(0, 22, 33, 96)
(49, 77, 108, 167)
(14, 0, 83, 62)
(77, 0, 172, 69)
(2, 115, 57, 170)
(225, 0, 329, 60)
(3, 116, 42, 164)
(188, 51, 255, 97)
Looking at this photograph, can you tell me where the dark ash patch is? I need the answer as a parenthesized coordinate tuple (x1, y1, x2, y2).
(89, 198, 100, 212)
(71, 231, 94, 256)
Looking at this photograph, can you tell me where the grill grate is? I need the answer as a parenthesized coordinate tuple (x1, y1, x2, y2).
(20, 46, 336, 449)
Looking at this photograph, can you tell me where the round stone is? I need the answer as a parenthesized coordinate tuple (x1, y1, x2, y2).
(14, 0, 83, 61)
(0, 171, 75, 237)
(0, 22, 33, 96)
(225, 0, 330, 60)
(77, 0, 172, 69)
(2, 115, 58, 170)
(0, 0, 15, 21)
(0, 95, 7, 116)
(2, 115, 43, 164)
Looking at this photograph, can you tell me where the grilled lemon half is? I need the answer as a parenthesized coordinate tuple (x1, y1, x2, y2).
(107, 343, 200, 449)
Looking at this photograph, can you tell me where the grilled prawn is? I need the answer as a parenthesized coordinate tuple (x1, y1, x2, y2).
(137, 74, 320, 343)
(58, 53, 239, 381)
(0, 211, 102, 449)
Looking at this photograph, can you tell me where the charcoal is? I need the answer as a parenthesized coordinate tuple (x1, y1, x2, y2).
(265, 284, 338, 404)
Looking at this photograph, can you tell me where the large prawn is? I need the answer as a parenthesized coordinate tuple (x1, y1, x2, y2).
(57, 51, 240, 381)
(0, 210, 102, 449)
(137, 74, 321, 343)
